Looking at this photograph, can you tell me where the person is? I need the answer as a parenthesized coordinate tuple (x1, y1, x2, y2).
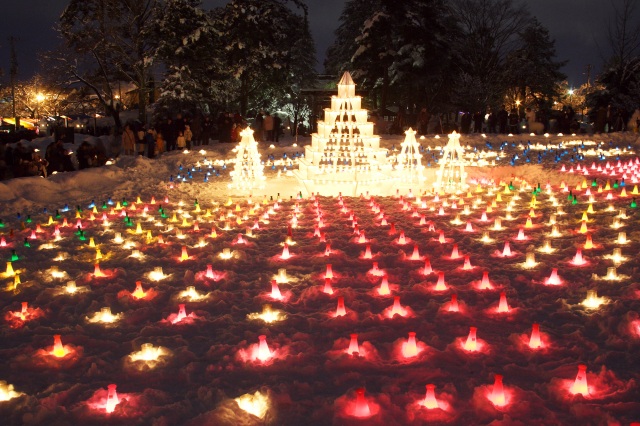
(184, 125, 193, 149)
(136, 127, 146, 156)
(201, 115, 212, 145)
(254, 111, 264, 142)
(176, 131, 186, 150)
(163, 118, 177, 151)
(264, 112, 274, 142)
(497, 105, 508, 134)
(487, 107, 497, 133)
(525, 108, 536, 129)
(146, 127, 156, 158)
(122, 124, 136, 155)
(472, 110, 484, 133)
(156, 131, 165, 155)
(508, 109, 520, 134)
(417, 108, 430, 135)
(274, 114, 282, 142)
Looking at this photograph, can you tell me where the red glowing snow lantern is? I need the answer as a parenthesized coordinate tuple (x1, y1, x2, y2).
(335, 297, 347, 317)
(397, 231, 407, 245)
(402, 332, 420, 358)
(205, 264, 215, 279)
(422, 384, 439, 409)
(324, 243, 332, 256)
(489, 374, 506, 407)
(464, 326, 478, 351)
(325, 264, 333, 279)
(410, 244, 421, 260)
(281, 243, 291, 259)
(545, 268, 561, 285)
(363, 244, 372, 259)
(270, 280, 283, 300)
(257, 335, 273, 362)
(462, 255, 473, 270)
(421, 259, 433, 275)
(502, 241, 512, 256)
(171, 304, 188, 324)
(434, 272, 447, 291)
(347, 333, 360, 355)
(106, 384, 119, 413)
(516, 227, 526, 240)
(389, 296, 407, 317)
(465, 221, 474, 232)
(447, 294, 459, 312)
(450, 244, 461, 259)
(529, 323, 542, 349)
(570, 364, 589, 396)
(323, 278, 334, 294)
(479, 271, 493, 290)
(497, 292, 509, 313)
(370, 262, 384, 276)
(378, 275, 391, 295)
(571, 248, 586, 265)
(354, 388, 371, 418)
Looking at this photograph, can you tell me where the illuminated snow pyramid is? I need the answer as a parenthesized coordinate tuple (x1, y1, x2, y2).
(294, 72, 395, 196)
(435, 131, 468, 193)
(394, 127, 425, 182)
(229, 127, 265, 192)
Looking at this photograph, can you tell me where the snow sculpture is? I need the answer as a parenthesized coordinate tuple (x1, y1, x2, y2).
(394, 127, 425, 182)
(294, 72, 395, 196)
(229, 128, 265, 192)
(435, 131, 467, 193)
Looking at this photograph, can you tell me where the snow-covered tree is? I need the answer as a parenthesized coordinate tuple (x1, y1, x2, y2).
(325, 0, 457, 112)
(59, 0, 159, 130)
(151, 0, 226, 115)
(215, 0, 315, 116)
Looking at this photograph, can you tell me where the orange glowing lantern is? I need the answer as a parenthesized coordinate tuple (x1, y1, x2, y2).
(132, 281, 146, 299)
(51, 334, 68, 357)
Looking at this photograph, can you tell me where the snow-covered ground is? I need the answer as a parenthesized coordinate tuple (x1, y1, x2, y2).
(1, 131, 639, 425)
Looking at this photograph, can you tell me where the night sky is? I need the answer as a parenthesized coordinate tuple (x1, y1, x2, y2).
(0, 0, 619, 88)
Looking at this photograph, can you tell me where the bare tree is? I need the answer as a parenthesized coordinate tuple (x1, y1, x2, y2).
(608, 0, 640, 63)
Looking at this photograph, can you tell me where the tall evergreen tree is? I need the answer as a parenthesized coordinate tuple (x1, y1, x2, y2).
(151, 0, 226, 115)
(451, 0, 530, 111)
(215, 0, 314, 116)
(503, 19, 567, 110)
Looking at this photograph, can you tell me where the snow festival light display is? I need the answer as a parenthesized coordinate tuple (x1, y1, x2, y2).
(2, 149, 640, 424)
(393, 127, 425, 182)
(294, 72, 396, 196)
(434, 130, 468, 193)
(228, 127, 265, 192)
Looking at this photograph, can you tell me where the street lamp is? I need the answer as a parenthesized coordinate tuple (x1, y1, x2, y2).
(568, 89, 574, 107)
